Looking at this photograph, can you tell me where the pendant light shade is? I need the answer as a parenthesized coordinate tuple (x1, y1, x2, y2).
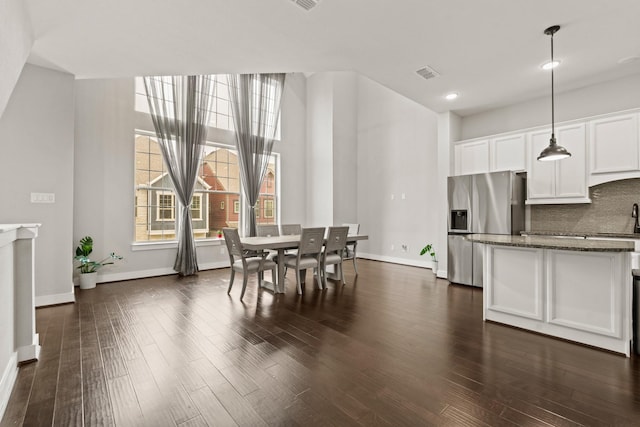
(537, 25, 571, 162)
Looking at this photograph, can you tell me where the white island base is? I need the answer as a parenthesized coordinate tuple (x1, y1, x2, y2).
(479, 241, 632, 356)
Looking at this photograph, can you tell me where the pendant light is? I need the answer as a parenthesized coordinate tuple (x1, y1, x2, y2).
(537, 25, 571, 162)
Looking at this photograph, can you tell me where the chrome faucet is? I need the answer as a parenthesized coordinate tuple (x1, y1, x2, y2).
(634, 203, 640, 234)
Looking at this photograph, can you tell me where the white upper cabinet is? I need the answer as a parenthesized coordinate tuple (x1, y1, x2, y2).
(490, 134, 526, 172)
(452, 109, 640, 200)
(453, 134, 525, 176)
(528, 129, 555, 199)
(454, 139, 489, 175)
(527, 123, 590, 204)
(589, 113, 640, 186)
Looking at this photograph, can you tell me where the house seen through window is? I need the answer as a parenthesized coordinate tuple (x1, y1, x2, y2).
(134, 132, 278, 242)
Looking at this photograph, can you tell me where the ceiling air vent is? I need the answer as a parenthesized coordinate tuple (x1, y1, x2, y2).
(292, 0, 319, 11)
(416, 65, 440, 80)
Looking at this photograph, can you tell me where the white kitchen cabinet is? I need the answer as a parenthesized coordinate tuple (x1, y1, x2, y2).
(453, 139, 489, 175)
(489, 134, 526, 172)
(483, 244, 631, 356)
(589, 113, 640, 186)
(527, 123, 590, 204)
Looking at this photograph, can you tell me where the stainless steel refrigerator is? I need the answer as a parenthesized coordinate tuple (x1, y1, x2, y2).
(447, 171, 525, 287)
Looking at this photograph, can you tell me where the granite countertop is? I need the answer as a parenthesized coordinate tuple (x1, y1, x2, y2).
(522, 231, 640, 239)
(468, 234, 634, 252)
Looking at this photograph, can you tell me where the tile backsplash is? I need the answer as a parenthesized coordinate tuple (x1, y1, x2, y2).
(530, 178, 640, 234)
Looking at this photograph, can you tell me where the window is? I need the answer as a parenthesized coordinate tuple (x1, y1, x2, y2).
(191, 194, 202, 220)
(134, 75, 280, 138)
(264, 200, 274, 219)
(257, 167, 277, 225)
(134, 130, 279, 242)
(157, 193, 175, 221)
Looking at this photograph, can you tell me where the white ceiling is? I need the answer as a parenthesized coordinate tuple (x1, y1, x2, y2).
(24, 0, 640, 116)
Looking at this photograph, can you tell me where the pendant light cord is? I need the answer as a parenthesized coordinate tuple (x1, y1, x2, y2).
(550, 29, 555, 142)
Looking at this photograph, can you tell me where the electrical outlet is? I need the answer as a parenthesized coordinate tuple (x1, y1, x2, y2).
(390, 194, 395, 200)
(401, 193, 406, 200)
(390, 244, 394, 251)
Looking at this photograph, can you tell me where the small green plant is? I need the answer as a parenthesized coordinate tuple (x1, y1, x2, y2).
(74, 236, 123, 274)
(419, 244, 437, 261)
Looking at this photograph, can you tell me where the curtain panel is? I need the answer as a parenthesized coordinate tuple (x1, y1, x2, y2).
(227, 73, 286, 237)
(143, 75, 214, 276)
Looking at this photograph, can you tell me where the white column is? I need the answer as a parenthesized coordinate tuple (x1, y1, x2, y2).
(12, 225, 41, 362)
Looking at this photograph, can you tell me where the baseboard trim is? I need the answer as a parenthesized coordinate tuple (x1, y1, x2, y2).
(97, 262, 230, 284)
(358, 252, 436, 270)
(98, 267, 177, 283)
(436, 269, 448, 279)
(35, 290, 75, 307)
(0, 352, 18, 422)
(17, 339, 40, 363)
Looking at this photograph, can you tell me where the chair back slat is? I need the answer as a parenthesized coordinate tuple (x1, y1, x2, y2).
(298, 227, 325, 256)
(257, 224, 280, 237)
(281, 224, 302, 235)
(325, 226, 349, 253)
(222, 228, 244, 257)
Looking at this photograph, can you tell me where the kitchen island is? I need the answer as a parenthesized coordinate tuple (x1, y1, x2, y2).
(467, 234, 634, 356)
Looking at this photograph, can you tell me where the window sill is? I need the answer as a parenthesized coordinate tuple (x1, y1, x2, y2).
(131, 238, 224, 252)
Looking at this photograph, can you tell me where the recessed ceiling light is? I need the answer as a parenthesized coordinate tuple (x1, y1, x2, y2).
(445, 92, 459, 100)
(541, 60, 560, 70)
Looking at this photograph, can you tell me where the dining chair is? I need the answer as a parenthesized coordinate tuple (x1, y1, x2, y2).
(281, 224, 302, 235)
(256, 224, 280, 237)
(342, 223, 360, 275)
(283, 227, 325, 294)
(321, 226, 349, 289)
(279, 224, 302, 270)
(222, 228, 277, 301)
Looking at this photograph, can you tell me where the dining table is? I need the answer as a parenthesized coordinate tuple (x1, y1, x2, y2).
(240, 234, 368, 293)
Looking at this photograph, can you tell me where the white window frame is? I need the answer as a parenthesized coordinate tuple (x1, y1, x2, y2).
(191, 193, 203, 220)
(264, 199, 274, 219)
(156, 192, 175, 221)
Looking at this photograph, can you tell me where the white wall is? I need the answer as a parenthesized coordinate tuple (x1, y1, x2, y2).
(461, 74, 640, 140)
(306, 73, 334, 226)
(74, 74, 309, 282)
(0, 0, 32, 120)
(0, 64, 75, 306)
(275, 73, 307, 225)
(332, 72, 358, 225)
(356, 75, 439, 267)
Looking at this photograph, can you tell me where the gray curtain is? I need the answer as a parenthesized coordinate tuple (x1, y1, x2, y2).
(227, 73, 286, 236)
(143, 75, 214, 276)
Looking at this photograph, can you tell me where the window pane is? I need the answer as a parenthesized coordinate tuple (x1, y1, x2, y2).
(135, 74, 279, 138)
(257, 157, 278, 225)
(134, 133, 176, 241)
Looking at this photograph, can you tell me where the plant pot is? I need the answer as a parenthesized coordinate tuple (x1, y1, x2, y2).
(79, 272, 98, 290)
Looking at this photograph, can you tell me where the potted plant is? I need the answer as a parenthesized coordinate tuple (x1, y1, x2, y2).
(74, 236, 123, 289)
(419, 243, 438, 273)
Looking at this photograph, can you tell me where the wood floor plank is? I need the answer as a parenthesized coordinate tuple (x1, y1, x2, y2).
(4, 260, 640, 426)
(188, 386, 237, 426)
(106, 375, 144, 427)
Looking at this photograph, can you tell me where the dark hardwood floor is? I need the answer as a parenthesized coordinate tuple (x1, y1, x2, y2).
(3, 259, 640, 426)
